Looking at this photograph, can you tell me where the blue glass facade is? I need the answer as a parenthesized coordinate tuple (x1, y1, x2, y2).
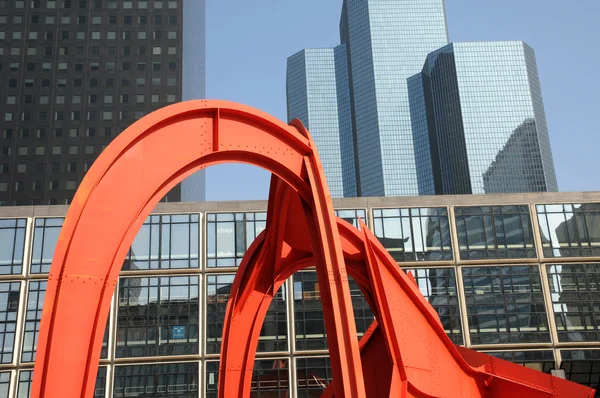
(286, 48, 357, 198)
(1, 191, 600, 395)
(287, 0, 448, 197)
(410, 42, 559, 194)
(343, 0, 449, 197)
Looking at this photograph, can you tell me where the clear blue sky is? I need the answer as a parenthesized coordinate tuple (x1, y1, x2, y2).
(204, 0, 600, 201)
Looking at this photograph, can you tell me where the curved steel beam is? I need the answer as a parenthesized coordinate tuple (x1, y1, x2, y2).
(31, 100, 365, 398)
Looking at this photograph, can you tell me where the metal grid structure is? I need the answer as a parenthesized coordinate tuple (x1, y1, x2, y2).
(0, 191, 599, 397)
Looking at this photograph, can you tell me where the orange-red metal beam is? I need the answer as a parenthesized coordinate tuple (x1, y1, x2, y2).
(31, 100, 594, 398)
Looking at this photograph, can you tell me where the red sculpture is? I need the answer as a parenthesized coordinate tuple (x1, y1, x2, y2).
(31, 100, 594, 397)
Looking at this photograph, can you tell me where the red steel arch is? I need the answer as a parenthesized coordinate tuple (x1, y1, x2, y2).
(31, 100, 594, 398)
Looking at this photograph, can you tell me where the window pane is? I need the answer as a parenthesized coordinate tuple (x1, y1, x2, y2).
(296, 357, 332, 397)
(561, 350, 600, 390)
(0, 372, 11, 398)
(373, 207, 452, 261)
(123, 214, 199, 270)
(206, 212, 265, 268)
(31, 218, 64, 274)
(537, 203, 600, 258)
(17, 370, 33, 398)
(547, 264, 600, 342)
(0, 282, 20, 363)
(205, 359, 289, 398)
(462, 265, 550, 344)
(22, 281, 46, 362)
(113, 363, 198, 398)
(456, 205, 535, 259)
(0, 218, 26, 274)
(116, 276, 199, 357)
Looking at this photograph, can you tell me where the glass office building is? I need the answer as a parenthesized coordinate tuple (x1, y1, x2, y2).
(0, 191, 599, 396)
(286, 47, 357, 198)
(409, 41, 559, 195)
(287, 0, 449, 197)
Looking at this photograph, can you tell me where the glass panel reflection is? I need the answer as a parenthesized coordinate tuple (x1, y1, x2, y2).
(462, 265, 550, 344)
(547, 264, 600, 342)
(293, 271, 372, 350)
(205, 359, 290, 398)
(455, 206, 535, 260)
(405, 268, 463, 344)
(0, 372, 11, 398)
(31, 218, 64, 274)
(0, 218, 26, 275)
(296, 357, 332, 398)
(95, 367, 106, 398)
(113, 362, 198, 398)
(206, 274, 287, 354)
(0, 282, 20, 364)
(537, 203, 600, 258)
(560, 350, 600, 392)
(373, 207, 452, 261)
(22, 281, 46, 362)
(117, 276, 199, 357)
(206, 212, 266, 268)
(17, 370, 32, 398)
(335, 209, 366, 229)
(123, 214, 199, 270)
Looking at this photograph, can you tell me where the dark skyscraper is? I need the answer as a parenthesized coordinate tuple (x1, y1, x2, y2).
(0, 0, 205, 206)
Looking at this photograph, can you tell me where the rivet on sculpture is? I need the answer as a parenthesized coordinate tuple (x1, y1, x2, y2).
(31, 100, 595, 397)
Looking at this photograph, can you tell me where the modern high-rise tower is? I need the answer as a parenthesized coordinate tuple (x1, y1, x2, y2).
(288, 1, 559, 198)
(287, 0, 449, 197)
(409, 41, 558, 195)
(0, 0, 205, 206)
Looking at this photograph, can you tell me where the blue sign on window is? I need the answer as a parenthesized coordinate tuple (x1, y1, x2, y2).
(172, 326, 185, 339)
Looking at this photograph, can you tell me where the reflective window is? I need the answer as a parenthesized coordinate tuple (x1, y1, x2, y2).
(373, 207, 452, 261)
(15, 365, 106, 396)
(17, 370, 32, 398)
(31, 218, 64, 274)
(95, 367, 106, 397)
(113, 362, 198, 398)
(0, 219, 26, 274)
(296, 357, 331, 397)
(462, 266, 550, 344)
(22, 281, 46, 362)
(547, 264, 600, 342)
(206, 212, 266, 268)
(560, 350, 600, 391)
(123, 214, 199, 270)
(537, 203, 600, 258)
(0, 372, 10, 398)
(405, 268, 462, 344)
(483, 350, 554, 373)
(335, 209, 366, 229)
(206, 275, 287, 354)
(0, 282, 20, 363)
(206, 359, 289, 398)
(455, 206, 535, 260)
(117, 276, 199, 357)
(293, 271, 372, 350)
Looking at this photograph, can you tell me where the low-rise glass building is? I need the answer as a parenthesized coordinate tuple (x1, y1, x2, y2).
(0, 191, 599, 397)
